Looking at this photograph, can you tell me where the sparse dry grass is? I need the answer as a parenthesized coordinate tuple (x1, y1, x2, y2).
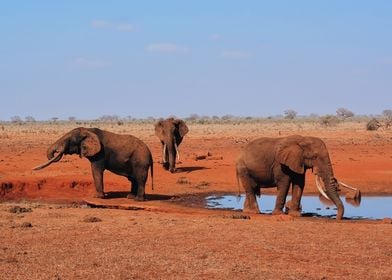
(1, 118, 387, 141)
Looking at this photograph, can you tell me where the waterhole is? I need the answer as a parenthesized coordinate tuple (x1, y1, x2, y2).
(206, 194, 392, 220)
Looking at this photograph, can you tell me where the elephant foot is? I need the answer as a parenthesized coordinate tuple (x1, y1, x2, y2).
(126, 193, 136, 199)
(288, 210, 302, 217)
(272, 209, 284, 215)
(285, 201, 302, 214)
(169, 168, 176, 173)
(242, 207, 260, 214)
(163, 162, 170, 170)
(95, 192, 106, 199)
(134, 196, 145, 202)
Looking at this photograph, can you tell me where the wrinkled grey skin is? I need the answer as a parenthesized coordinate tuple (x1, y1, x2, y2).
(41, 127, 153, 200)
(236, 135, 344, 219)
(154, 118, 189, 173)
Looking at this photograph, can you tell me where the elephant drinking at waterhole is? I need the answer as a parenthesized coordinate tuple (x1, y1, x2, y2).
(33, 127, 154, 201)
(236, 135, 360, 220)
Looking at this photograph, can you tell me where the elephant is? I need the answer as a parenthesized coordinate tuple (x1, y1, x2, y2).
(154, 118, 189, 173)
(236, 135, 345, 219)
(33, 127, 153, 201)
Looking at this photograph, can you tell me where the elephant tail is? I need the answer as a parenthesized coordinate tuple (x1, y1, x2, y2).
(236, 167, 242, 198)
(150, 161, 154, 191)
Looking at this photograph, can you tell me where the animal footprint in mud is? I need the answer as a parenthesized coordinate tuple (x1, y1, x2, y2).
(176, 177, 191, 185)
(229, 214, 251, 220)
(20, 222, 33, 228)
(83, 216, 102, 223)
(192, 181, 210, 189)
(8, 206, 32, 214)
(193, 152, 223, 161)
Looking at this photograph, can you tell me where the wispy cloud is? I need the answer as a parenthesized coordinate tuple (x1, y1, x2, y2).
(91, 19, 135, 32)
(220, 50, 251, 60)
(73, 57, 111, 69)
(146, 43, 189, 54)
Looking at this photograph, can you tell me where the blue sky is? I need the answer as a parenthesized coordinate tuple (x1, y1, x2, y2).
(1, 1, 391, 120)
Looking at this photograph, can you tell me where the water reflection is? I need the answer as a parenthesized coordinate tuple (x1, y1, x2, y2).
(318, 194, 361, 208)
(205, 194, 392, 220)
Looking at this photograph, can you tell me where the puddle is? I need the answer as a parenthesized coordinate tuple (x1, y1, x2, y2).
(206, 194, 392, 220)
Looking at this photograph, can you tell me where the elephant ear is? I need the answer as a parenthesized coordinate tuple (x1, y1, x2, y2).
(174, 119, 189, 137)
(154, 120, 165, 140)
(80, 130, 101, 157)
(276, 136, 305, 174)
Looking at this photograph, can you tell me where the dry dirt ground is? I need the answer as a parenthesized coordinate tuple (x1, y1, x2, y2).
(0, 121, 391, 279)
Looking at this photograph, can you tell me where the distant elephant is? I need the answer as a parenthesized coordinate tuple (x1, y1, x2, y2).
(154, 118, 189, 173)
(236, 135, 344, 219)
(33, 127, 153, 201)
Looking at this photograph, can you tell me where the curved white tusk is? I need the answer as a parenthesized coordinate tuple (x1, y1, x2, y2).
(315, 175, 331, 200)
(174, 142, 180, 161)
(337, 180, 358, 191)
(162, 143, 167, 163)
(32, 152, 63, 171)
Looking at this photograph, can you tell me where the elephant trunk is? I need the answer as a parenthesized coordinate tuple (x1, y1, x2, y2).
(162, 143, 167, 163)
(174, 142, 180, 161)
(32, 138, 67, 170)
(166, 141, 177, 173)
(32, 152, 63, 170)
(317, 174, 344, 220)
(47, 140, 66, 161)
(325, 177, 344, 220)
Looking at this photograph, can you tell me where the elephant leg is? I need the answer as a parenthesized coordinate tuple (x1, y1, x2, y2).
(243, 190, 260, 214)
(273, 179, 290, 215)
(238, 173, 260, 214)
(127, 178, 138, 199)
(288, 175, 305, 217)
(91, 163, 105, 198)
(128, 168, 147, 201)
(135, 178, 146, 201)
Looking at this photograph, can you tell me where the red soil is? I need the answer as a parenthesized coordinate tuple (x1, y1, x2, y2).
(0, 122, 391, 279)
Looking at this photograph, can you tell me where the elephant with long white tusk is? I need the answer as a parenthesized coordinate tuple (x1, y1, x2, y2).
(154, 118, 188, 173)
(236, 135, 346, 220)
(33, 127, 154, 200)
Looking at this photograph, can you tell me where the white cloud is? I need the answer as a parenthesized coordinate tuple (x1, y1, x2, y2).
(146, 43, 189, 54)
(73, 57, 111, 69)
(220, 50, 251, 59)
(91, 19, 135, 32)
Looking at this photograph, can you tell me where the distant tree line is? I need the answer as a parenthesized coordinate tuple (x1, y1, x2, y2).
(2, 108, 392, 129)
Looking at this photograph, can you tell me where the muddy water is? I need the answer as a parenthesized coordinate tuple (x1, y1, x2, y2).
(206, 194, 392, 220)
